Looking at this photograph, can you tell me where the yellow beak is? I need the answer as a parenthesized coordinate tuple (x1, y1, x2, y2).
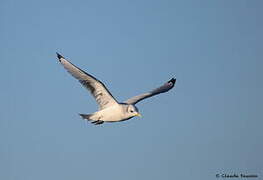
(135, 113, 142, 117)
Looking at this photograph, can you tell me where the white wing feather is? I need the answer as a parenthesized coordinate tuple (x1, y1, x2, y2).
(56, 53, 119, 110)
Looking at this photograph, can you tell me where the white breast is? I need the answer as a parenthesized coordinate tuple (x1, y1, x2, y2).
(96, 104, 125, 122)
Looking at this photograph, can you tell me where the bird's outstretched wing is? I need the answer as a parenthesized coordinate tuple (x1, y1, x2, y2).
(56, 53, 119, 110)
(125, 78, 176, 105)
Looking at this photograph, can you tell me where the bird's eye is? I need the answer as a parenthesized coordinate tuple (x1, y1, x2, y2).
(130, 110, 134, 113)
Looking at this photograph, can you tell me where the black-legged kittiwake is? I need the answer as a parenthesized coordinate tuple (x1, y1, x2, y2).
(56, 53, 176, 125)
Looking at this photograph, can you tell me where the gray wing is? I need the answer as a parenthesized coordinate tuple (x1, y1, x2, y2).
(56, 53, 119, 110)
(125, 78, 176, 105)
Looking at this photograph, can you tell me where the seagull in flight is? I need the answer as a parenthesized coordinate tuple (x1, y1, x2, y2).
(56, 53, 176, 125)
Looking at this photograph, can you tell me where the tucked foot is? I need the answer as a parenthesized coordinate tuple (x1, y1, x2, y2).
(91, 120, 104, 125)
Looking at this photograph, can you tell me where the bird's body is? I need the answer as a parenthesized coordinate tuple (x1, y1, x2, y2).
(82, 104, 132, 122)
(79, 103, 140, 125)
(56, 53, 176, 125)
(92, 104, 126, 122)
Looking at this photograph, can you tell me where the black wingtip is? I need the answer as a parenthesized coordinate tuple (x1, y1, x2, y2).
(168, 78, 176, 84)
(56, 52, 64, 61)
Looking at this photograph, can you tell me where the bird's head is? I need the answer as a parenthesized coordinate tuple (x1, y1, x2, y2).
(127, 104, 141, 118)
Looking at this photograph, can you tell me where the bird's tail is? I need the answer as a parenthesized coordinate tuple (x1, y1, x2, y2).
(79, 114, 104, 125)
(79, 113, 93, 120)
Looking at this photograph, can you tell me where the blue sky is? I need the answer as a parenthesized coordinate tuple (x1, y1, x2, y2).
(1, 0, 262, 179)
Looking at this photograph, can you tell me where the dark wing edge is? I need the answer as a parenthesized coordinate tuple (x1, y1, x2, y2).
(56, 52, 119, 109)
(124, 78, 176, 105)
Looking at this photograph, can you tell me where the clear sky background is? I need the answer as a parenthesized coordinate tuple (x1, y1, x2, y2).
(1, 0, 262, 180)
